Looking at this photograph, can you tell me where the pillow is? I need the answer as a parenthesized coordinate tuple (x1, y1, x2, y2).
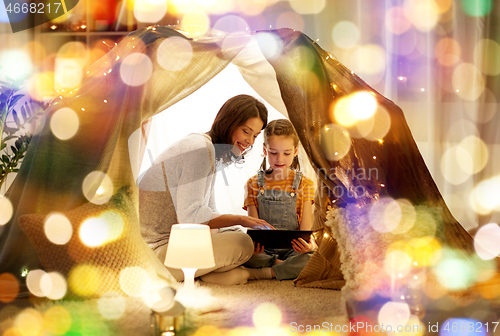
(325, 201, 444, 299)
(19, 186, 172, 299)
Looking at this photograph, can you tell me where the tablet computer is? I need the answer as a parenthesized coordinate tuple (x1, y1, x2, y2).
(246, 230, 313, 249)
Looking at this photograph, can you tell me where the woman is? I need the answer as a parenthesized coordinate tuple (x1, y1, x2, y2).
(139, 94, 273, 285)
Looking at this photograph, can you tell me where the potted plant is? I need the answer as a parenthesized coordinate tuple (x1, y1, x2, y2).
(0, 75, 46, 192)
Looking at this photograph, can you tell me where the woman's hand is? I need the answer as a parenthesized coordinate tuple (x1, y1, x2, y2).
(291, 236, 316, 253)
(239, 215, 275, 230)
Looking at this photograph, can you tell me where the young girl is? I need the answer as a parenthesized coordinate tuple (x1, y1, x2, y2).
(243, 119, 316, 280)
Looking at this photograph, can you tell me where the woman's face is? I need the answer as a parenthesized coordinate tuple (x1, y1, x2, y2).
(230, 116, 264, 156)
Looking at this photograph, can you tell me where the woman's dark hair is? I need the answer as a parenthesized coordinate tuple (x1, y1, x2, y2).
(207, 94, 268, 164)
(260, 119, 300, 173)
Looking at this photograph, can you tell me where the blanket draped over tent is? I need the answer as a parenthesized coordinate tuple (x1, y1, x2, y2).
(0, 26, 496, 307)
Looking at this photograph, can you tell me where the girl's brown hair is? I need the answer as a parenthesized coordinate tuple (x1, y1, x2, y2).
(260, 119, 300, 173)
(207, 95, 268, 164)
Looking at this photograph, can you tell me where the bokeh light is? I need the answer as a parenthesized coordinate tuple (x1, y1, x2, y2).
(385, 6, 411, 35)
(98, 292, 127, 320)
(13, 308, 43, 336)
(157, 37, 193, 72)
(0, 49, 33, 79)
(0, 195, 14, 225)
(255, 32, 283, 61)
(456, 135, 488, 174)
(79, 217, 110, 247)
(384, 250, 413, 278)
(474, 39, 500, 76)
(82, 171, 114, 205)
(26, 269, 47, 297)
(181, 10, 210, 35)
(348, 44, 386, 85)
(133, 0, 167, 23)
(236, 0, 267, 16)
(68, 264, 102, 297)
(50, 107, 80, 140)
(44, 212, 73, 245)
(435, 37, 461, 66)
(0, 273, 19, 303)
(349, 91, 377, 120)
(252, 302, 282, 328)
(43, 305, 72, 335)
(320, 124, 351, 161)
(474, 223, 500, 260)
(119, 266, 152, 297)
(433, 250, 476, 290)
(27, 71, 55, 101)
(332, 21, 360, 49)
(289, 0, 325, 15)
(452, 63, 485, 101)
(369, 197, 402, 233)
(463, 88, 497, 123)
(391, 199, 417, 234)
(404, 0, 440, 32)
(119, 53, 153, 87)
(213, 15, 249, 33)
(378, 301, 410, 331)
(40, 272, 67, 300)
(460, 0, 493, 17)
(470, 176, 500, 215)
(276, 11, 304, 31)
(142, 286, 175, 313)
(440, 146, 472, 185)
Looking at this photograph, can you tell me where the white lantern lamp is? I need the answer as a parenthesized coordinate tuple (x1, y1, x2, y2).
(164, 224, 215, 294)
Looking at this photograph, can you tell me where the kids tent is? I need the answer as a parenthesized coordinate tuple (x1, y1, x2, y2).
(0, 26, 494, 315)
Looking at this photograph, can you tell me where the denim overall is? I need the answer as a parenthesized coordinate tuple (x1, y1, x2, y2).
(244, 170, 312, 280)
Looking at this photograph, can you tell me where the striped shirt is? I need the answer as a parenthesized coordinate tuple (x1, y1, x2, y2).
(243, 170, 315, 225)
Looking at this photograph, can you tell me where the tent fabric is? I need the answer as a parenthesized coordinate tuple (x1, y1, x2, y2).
(0, 25, 493, 305)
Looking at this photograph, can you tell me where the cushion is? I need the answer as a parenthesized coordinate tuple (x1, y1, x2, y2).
(19, 186, 172, 299)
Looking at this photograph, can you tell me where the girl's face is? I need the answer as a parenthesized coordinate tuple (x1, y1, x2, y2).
(230, 117, 264, 156)
(264, 135, 298, 175)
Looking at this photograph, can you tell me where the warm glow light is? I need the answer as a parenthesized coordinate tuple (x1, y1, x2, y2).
(68, 264, 102, 297)
(470, 176, 500, 215)
(14, 309, 43, 336)
(0, 49, 33, 79)
(452, 63, 485, 101)
(26, 270, 47, 297)
(44, 212, 73, 245)
(252, 302, 282, 328)
(119, 267, 152, 297)
(464, 88, 497, 124)
(474, 223, 500, 260)
(435, 37, 461, 66)
(82, 171, 114, 205)
(0, 196, 13, 225)
(133, 0, 167, 23)
(350, 91, 377, 120)
(332, 21, 360, 49)
(349, 44, 386, 85)
(142, 286, 176, 313)
(456, 135, 488, 174)
(157, 37, 193, 72)
(28, 71, 55, 100)
(0, 273, 19, 303)
(43, 306, 72, 335)
(320, 124, 351, 161)
(50, 108, 80, 140)
(120, 53, 153, 87)
(404, 0, 439, 32)
(474, 39, 500, 76)
(378, 301, 410, 331)
(440, 146, 472, 185)
(289, 0, 325, 14)
(384, 250, 413, 278)
(391, 199, 417, 234)
(79, 217, 109, 247)
(40, 272, 67, 300)
(98, 292, 127, 319)
(181, 10, 210, 35)
(236, 0, 267, 16)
